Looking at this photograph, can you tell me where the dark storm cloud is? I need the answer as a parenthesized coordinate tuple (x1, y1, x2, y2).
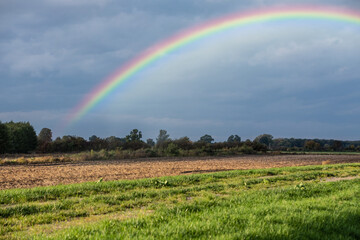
(0, 0, 359, 140)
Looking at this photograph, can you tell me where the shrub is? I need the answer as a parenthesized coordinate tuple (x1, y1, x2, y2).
(239, 145, 255, 154)
(145, 149, 158, 157)
(133, 149, 148, 158)
(165, 143, 180, 156)
(173, 137, 193, 150)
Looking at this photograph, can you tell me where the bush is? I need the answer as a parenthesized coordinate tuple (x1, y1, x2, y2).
(145, 149, 158, 157)
(165, 143, 180, 156)
(133, 149, 148, 158)
(239, 145, 255, 154)
(252, 141, 268, 152)
(173, 137, 193, 150)
(124, 141, 147, 151)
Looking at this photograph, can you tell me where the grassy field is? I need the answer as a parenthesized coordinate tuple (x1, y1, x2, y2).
(1, 163, 359, 239)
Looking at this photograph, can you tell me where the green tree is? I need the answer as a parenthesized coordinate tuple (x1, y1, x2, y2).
(304, 140, 321, 151)
(37, 128, 52, 153)
(254, 134, 273, 148)
(38, 128, 52, 143)
(156, 129, 170, 146)
(227, 135, 241, 143)
(332, 140, 343, 151)
(88, 135, 108, 151)
(146, 138, 155, 147)
(6, 121, 37, 153)
(0, 121, 9, 153)
(106, 136, 125, 150)
(199, 134, 214, 144)
(124, 129, 145, 150)
(126, 129, 142, 142)
(57, 135, 87, 152)
(173, 137, 193, 150)
(165, 142, 180, 156)
(89, 135, 100, 142)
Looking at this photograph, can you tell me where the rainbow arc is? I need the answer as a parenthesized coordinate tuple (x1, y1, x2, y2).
(63, 5, 360, 128)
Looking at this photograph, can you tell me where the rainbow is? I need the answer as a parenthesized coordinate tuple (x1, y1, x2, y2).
(64, 5, 360, 127)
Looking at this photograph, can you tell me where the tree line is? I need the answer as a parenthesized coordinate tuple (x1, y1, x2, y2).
(272, 138, 360, 152)
(0, 121, 359, 154)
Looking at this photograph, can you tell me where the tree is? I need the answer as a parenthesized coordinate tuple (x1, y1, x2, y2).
(199, 134, 214, 144)
(106, 136, 125, 150)
(0, 121, 9, 153)
(126, 129, 142, 142)
(56, 135, 87, 152)
(332, 140, 343, 151)
(125, 129, 145, 150)
(323, 144, 331, 151)
(146, 138, 155, 147)
(304, 140, 321, 151)
(165, 143, 180, 156)
(254, 134, 273, 148)
(173, 137, 193, 150)
(156, 129, 170, 146)
(37, 128, 52, 153)
(5, 121, 37, 153)
(38, 128, 52, 143)
(252, 141, 268, 152)
(89, 135, 100, 142)
(88, 135, 108, 151)
(227, 135, 241, 143)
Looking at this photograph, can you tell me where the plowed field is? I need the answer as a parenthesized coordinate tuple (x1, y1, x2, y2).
(1, 154, 360, 190)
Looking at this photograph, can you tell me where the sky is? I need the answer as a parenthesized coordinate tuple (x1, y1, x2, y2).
(1, 0, 360, 142)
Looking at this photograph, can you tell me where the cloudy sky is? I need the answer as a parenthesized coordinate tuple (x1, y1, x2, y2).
(1, 0, 360, 141)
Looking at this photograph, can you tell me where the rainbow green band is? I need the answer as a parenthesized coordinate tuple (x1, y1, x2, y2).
(64, 6, 360, 127)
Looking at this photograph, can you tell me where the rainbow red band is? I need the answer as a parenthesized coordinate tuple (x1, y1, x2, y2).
(64, 5, 360, 128)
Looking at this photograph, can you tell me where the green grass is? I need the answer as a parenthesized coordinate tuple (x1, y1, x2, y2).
(1, 163, 359, 239)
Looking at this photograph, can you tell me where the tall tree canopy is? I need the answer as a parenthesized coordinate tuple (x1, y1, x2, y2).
(6, 121, 37, 153)
(146, 138, 155, 147)
(37, 128, 53, 153)
(126, 129, 142, 142)
(0, 121, 9, 153)
(38, 128, 52, 143)
(227, 135, 241, 143)
(199, 134, 214, 144)
(156, 129, 170, 147)
(254, 134, 273, 148)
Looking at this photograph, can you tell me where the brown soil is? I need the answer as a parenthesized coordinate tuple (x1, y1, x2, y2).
(1, 154, 359, 190)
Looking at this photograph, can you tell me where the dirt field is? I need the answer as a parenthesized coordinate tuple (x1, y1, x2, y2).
(1, 154, 360, 190)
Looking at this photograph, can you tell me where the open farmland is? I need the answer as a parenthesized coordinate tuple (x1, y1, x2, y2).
(1, 154, 360, 190)
(0, 162, 359, 239)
